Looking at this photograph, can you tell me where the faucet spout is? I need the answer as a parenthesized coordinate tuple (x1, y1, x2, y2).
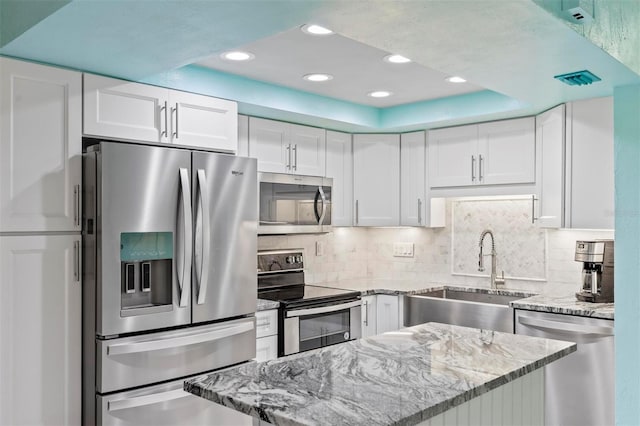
(478, 229, 504, 289)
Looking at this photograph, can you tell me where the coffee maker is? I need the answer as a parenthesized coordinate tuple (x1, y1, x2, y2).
(574, 240, 614, 303)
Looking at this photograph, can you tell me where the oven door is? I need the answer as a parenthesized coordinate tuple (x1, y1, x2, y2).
(282, 300, 361, 356)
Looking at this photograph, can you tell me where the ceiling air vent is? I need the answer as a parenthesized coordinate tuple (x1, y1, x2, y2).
(554, 70, 601, 86)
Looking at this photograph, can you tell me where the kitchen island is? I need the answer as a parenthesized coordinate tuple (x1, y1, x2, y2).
(185, 322, 575, 426)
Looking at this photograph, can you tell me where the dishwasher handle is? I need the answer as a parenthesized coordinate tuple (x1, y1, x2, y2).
(517, 315, 614, 336)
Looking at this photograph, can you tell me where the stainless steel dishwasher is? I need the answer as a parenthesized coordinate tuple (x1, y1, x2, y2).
(515, 309, 614, 426)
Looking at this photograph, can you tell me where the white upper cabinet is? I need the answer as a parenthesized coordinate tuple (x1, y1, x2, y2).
(83, 74, 237, 152)
(534, 104, 565, 228)
(428, 117, 535, 188)
(400, 131, 426, 226)
(0, 58, 82, 232)
(565, 97, 614, 229)
(248, 117, 326, 176)
(477, 117, 535, 185)
(353, 134, 400, 226)
(325, 130, 353, 226)
(168, 89, 237, 151)
(0, 234, 81, 426)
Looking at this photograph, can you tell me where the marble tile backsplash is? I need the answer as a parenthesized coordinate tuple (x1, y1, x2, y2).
(258, 200, 614, 296)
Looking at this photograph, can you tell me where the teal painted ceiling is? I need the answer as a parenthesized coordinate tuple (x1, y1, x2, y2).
(1, 0, 639, 132)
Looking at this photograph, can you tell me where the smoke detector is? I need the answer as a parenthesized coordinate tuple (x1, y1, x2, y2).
(554, 70, 601, 86)
(561, 0, 594, 24)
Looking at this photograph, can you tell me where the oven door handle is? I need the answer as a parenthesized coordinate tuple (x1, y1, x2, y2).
(286, 300, 361, 318)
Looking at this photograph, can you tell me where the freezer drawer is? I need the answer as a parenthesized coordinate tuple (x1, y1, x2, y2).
(97, 374, 253, 426)
(97, 317, 256, 393)
(515, 309, 614, 426)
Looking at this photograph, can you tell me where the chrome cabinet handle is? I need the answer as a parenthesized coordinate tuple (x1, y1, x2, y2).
(293, 144, 298, 171)
(73, 184, 80, 227)
(108, 389, 189, 412)
(160, 101, 168, 138)
(196, 169, 210, 305)
(285, 144, 291, 170)
(479, 154, 484, 181)
(418, 198, 422, 225)
(362, 300, 368, 326)
(355, 200, 359, 225)
(531, 194, 538, 223)
(172, 103, 179, 139)
(471, 155, 476, 181)
(73, 240, 80, 282)
(177, 168, 192, 307)
(517, 315, 613, 336)
(107, 320, 254, 355)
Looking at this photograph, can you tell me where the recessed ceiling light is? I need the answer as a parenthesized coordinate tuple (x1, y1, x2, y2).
(446, 76, 467, 83)
(303, 73, 333, 82)
(220, 51, 254, 61)
(368, 91, 392, 98)
(302, 24, 334, 35)
(384, 54, 411, 64)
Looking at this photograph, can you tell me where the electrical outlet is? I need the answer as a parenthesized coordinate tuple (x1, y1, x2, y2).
(316, 240, 324, 256)
(393, 242, 414, 257)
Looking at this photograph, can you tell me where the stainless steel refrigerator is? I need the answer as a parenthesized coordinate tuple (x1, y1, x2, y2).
(82, 141, 257, 425)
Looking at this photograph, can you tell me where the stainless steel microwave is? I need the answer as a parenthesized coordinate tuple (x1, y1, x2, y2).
(258, 172, 332, 234)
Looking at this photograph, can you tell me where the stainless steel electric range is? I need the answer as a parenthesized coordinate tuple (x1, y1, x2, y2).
(257, 249, 361, 357)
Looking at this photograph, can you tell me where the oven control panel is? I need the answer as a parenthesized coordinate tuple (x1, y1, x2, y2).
(258, 250, 304, 274)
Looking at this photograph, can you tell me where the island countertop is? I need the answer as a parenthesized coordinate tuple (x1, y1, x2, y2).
(185, 322, 576, 426)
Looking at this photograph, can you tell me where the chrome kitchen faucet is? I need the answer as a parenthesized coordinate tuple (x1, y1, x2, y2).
(478, 229, 505, 289)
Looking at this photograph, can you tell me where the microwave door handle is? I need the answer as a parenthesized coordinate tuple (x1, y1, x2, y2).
(313, 188, 322, 223)
(178, 168, 192, 307)
(108, 389, 190, 412)
(196, 169, 210, 305)
(318, 186, 327, 225)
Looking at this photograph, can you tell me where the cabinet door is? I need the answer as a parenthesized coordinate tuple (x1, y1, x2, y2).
(478, 117, 535, 185)
(0, 235, 81, 426)
(428, 125, 478, 188)
(249, 117, 289, 173)
(326, 131, 353, 226)
(361, 296, 377, 338)
(401, 131, 426, 226)
(169, 90, 237, 152)
(290, 124, 325, 176)
(376, 295, 399, 334)
(237, 114, 250, 157)
(353, 134, 400, 226)
(83, 73, 167, 143)
(0, 58, 82, 232)
(255, 335, 278, 362)
(567, 97, 614, 229)
(535, 105, 565, 228)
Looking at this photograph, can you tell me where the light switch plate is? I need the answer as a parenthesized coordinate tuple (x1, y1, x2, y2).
(316, 241, 325, 256)
(393, 242, 414, 257)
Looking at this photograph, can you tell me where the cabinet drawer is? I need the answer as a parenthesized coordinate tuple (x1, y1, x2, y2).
(255, 335, 278, 362)
(256, 309, 278, 338)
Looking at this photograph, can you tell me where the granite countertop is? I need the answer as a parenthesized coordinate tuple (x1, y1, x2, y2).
(257, 299, 279, 311)
(313, 281, 614, 319)
(185, 322, 576, 426)
(510, 293, 614, 320)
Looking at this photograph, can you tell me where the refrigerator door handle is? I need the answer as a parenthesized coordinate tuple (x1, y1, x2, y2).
(177, 168, 192, 307)
(107, 389, 189, 412)
(106, 320, 255, 355)
(196, 169, 211, 305)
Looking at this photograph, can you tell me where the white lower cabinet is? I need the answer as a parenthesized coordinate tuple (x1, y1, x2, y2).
(255, 309, 278, 362)
(0, 234, 81, 426)
(361, 295, 401, 338)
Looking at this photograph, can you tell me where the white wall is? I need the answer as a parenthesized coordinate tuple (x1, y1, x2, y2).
(258, 200, 614, 296)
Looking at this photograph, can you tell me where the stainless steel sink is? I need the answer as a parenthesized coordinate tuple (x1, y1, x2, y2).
(404, 287, 531, 333)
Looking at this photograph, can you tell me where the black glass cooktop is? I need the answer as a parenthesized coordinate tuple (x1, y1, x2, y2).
(258, 284, 360, 308)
